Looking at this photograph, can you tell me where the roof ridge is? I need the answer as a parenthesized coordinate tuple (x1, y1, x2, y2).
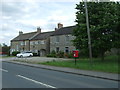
(22, 31, 37, 35)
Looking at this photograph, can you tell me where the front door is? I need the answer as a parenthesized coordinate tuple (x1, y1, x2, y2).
(40, 49, 46, 56)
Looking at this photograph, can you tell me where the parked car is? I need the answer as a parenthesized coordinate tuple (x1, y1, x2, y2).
(16, 52, 33, 58)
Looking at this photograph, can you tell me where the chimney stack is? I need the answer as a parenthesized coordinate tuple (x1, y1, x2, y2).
(37, 27, 41, 33)
(19, 31, 23, 35)
(58, 23, 63, 29)
(55, 27, 57, 31)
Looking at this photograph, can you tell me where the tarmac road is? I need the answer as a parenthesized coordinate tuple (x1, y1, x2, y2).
(2, 62, 118, 88)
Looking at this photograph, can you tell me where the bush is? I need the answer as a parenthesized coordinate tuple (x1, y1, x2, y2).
(67, 53, 73, 58)
(46, 50, 57, 57)
(12, 51, 20, 56)
(46, 54, 56, 57)
(51, 50, 56, 54)
(57, 51, 64, 58)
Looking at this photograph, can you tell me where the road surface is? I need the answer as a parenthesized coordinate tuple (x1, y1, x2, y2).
(1, 62, 118, 88)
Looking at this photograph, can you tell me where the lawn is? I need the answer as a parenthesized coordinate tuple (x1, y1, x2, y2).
(39, 55, 119, 74)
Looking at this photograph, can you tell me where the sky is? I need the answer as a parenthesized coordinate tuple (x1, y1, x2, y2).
(0, 0, 119, 46)
(0, 0, 81, 46)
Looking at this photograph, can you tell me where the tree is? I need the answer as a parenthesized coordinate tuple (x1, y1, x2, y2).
(1, 43, 10, 56)
(73, 2, 120, 60)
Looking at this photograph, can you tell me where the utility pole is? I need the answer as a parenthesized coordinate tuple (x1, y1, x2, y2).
(84, 0, 93, 63)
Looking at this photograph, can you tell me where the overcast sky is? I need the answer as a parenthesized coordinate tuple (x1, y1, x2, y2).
(1, 0, 80, 46)
(0, 0, 119, 46)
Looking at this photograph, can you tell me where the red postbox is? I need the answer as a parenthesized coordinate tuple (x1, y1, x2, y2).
(73, 50, 79, 57)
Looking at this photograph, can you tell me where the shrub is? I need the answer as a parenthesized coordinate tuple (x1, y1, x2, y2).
(46, 50, 57, 57)
(46, 54, 56, 57)
(51, 50, 56, 54)
(12, 51, 20, 56)
(57, 51, 64, 58)
(67, 53, 73, 58)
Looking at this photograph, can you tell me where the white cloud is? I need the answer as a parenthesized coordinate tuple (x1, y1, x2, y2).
(1, 1, 78, 45)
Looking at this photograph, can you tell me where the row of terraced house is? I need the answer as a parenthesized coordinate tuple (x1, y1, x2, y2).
(10, 23, 76, 56)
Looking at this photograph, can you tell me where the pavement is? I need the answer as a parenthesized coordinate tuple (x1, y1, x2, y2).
(2, 57, 119, 82)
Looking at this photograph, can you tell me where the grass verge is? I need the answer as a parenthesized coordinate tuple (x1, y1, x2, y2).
(39, 55, 119, 74)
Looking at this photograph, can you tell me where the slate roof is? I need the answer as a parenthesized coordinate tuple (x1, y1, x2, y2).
(11, 32, 37, 41)
(51, 26, 76, 36)
(11, 25, 76, 41)
(31, 31, 54, 40)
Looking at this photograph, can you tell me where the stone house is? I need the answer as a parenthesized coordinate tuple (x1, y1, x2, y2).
(10, 31, 37, 53)
(11, 23, 76, 56)
(50, 23, 76, 54)
(10, 27, 53, 56)
(30, 31, 53, 56)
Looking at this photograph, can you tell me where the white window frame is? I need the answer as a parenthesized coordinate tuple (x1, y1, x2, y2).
(35, 41, 38, 45)
(56, 36, 60, 43)
(30, 41, 33, 45)
(20, 41, 24, 45)
(24, 41, 27, 45)
(41, 40, 45, 44)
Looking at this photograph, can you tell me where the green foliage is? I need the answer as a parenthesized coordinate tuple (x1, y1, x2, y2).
(73, 2, 120, 60)
(46, 50, 57, 57)
(1, 43, 10, 56)
(46, 54, 56, 57)
(40, 55, 119, 73)
(12, 51, 20, 56)
(56, 51, 64, 58)
(67, 53, 74, 58)
(51, 50, 56, 54)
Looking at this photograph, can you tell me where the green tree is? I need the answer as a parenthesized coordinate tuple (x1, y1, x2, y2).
(73, 2, 120, 60)
(2, 43, 10, 56)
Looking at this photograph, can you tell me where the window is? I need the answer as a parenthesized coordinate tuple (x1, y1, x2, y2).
(66, 35, 69, 42)
(16, 45, 19, 51)
(25, 41, 27, 45)
(30, 41, 35, 45)
(41, 41, 45, 44)
(65, 47, 69, 53)
(56, 36, 60, 43)
(35, 41, 38, 44)
(20, 41, 24, 45)
(30, 42, 33, 45)
(56, 47, 59, 53)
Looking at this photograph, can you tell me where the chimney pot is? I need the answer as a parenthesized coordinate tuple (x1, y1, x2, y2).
(19, 31, 23, 35)
(58, 23, 63, 29)
(55, 27, 57, 31)
(37, 27, 41, 33)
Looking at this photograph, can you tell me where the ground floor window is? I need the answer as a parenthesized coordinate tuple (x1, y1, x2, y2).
(65, 47, 69, 53)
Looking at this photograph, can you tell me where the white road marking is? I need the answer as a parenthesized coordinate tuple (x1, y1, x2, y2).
(0, 68, 8, 72)
(17, 75, 56, 88)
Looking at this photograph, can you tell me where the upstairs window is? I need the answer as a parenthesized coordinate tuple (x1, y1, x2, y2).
(25, 41, 27, 45)
(30, 41, 34, 45)
(20, 41, 24, 45)
(41, 41, 45, 44)
(56, 36, 60, 43)
(35, 41, 38, 45)
(66, 35, 70, 42)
